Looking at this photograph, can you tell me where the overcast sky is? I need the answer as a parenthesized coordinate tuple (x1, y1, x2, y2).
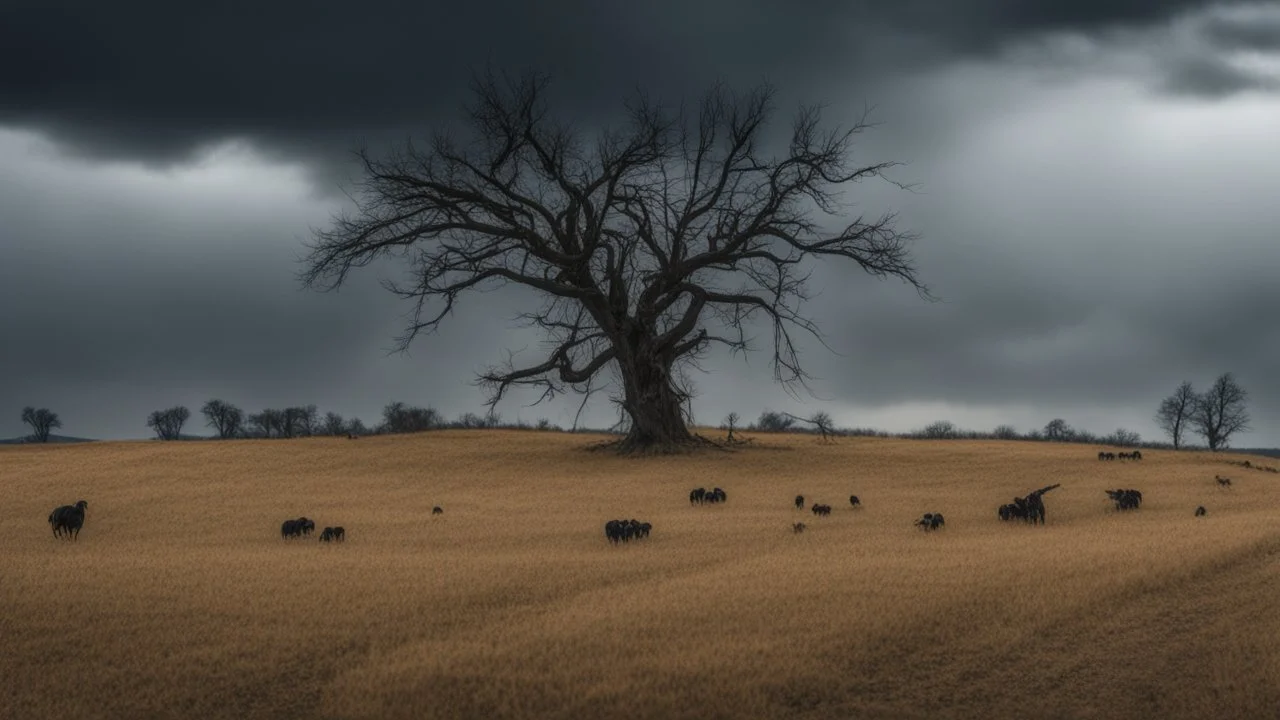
(2, 1, 1278, 445)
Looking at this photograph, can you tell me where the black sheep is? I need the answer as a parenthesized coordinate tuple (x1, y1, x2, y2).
(795, 494, 805, 510)
(849, 495, 861, 508)
(48, 500, 88, 540)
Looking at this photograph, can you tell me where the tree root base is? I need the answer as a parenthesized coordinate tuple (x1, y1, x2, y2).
(585, 433, 734, 456)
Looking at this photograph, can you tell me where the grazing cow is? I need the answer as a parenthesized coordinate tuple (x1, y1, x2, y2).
(298, 517, 316, 536)
(849, 495, 861, 508)
(1098, 451, 1107, 461)
(689, 488, 707, 505)
(795, 495, 805, 510)
(793, 522, 807, 534)
(916, 512, 945, 531)
(710, 487, 727, 503)
(319, 527, 337, 542)
(1132, 450, 1143, 460)
(811, 504, 832, 516)
(1215, 475, 1233, 489)
(48, 500, 88, 540)
(1195, 506, 1207, 517)
(333, 526, 345, 541)
(432, 506, 444, 515)
(281, 519, 304, 539)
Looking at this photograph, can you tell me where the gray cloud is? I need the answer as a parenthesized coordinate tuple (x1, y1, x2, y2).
(3, 0, 1280, 447)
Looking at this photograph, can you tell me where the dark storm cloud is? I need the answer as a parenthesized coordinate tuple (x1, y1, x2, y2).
(0, 0, 1247, 176)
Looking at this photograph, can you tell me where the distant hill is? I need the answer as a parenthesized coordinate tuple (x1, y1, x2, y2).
(1227, 448, 1280, 459)
(0, 434, 95, 445)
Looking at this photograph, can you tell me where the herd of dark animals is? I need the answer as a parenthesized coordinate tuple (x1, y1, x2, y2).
(43, 450, 1238, 545)
(1097, 451, 1143, 461)
(604, 518, 652, 543)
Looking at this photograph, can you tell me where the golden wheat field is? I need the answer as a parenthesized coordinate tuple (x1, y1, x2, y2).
(2, 431, 1279, 720)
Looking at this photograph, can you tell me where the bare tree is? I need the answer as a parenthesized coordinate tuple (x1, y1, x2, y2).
(1191, 373, 1250, 451)
(809, 411, 835, 442)
(1106, 428, 1141, 448)
(753, 410, 796, 433)
(346, 417, 369, 436)
(722, 412, 740, 442)
(1043, 418, 1073, 442)
(323, 411, 347, 436)
(301, 72, 928, 452)
(381, 402, 441, 434)
(20, 406, 62, 443)
(1155, 381, 1196, 450)
(992, 424, 1020, 441)
(147, 406, 191, 441)
(201, 399, 244, 439)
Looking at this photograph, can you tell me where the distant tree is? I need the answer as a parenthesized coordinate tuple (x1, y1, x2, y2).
(1105, 428, 1141, 447)
(1043, 418, 1073, 442)
(1155, 380, 1196, 450)
(754, 410, 795, 433)
(809, 411, 835, 442)
(1191, 372, 1251, 451)
(247, 409, 283, 438)
(456, 412, 487, 429)
(919, 420, 958, 440)
(992, 424, 1020, 441)
(722, 412, 741, 442)
(201, 399, 243, 439)
(346, 417, 369, 437)
(323, 411, 346, 436)
(20, 406, 62, 443)
(147, 406, 191, 441)
(381, 402, 441, 434)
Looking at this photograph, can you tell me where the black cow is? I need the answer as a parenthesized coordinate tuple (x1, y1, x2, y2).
(333, 526, 345, 541)
(849, 495, 861, 508)
(432, 506, 444, 515)
(689, 488, 707, 505)
(48, 500, 88, 540)
(795, 495, 805, 510)
(1195, 506, 1207, 517)
(319, 527, 337, 542)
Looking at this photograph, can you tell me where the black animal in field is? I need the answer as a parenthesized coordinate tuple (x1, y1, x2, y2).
(1105, 489, 1143, 511)
(792, 522, 807, 534)
(1098, 451, 1116, 461)
(319, 527, 337, 542)
(604, 519, 652, 543)
(690, 487, 726, 505)
(795, 494, 805, 510)
(916, 512, 945, 531)
(1195, 506, 1207, 517)
(1215, 475, 1233, 489)
(810, 503, 832, 516)
(998, 483, 1061, 526)
(333, 526, 345, 541)
(432, 506, 443, 515)
(281, 516, 316, 539)
(849, 495, 861, 508)
(48, 500, 88, 540)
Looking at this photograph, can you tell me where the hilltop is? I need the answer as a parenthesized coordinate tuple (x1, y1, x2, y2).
(2, 431, 1278, 719)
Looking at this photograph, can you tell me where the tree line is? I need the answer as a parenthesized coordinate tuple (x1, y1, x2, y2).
(13, 372, 1253, 448)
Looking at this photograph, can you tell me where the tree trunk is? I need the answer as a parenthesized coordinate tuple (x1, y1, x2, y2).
(615, 348, 695, 452)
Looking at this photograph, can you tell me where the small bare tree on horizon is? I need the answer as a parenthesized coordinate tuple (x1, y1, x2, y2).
(20, 406, 62, 443)
(1190, 373, 1250, 451)
(1155, 380, 1196, 450)
(301, 71, 929, 452)
(147, 406, 191, 441)
(201, 399, 244, 439)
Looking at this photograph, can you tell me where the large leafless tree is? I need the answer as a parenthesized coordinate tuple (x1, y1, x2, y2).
(20, 406, 62, 443)
(1154, 380, 1196, 450)
(1190, 372, 1250, 451)
(201, 399, 244, 439)
(302, 73, 929, 451)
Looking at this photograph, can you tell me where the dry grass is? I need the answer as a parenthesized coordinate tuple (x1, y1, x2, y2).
(2, 431, 1278, 719)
